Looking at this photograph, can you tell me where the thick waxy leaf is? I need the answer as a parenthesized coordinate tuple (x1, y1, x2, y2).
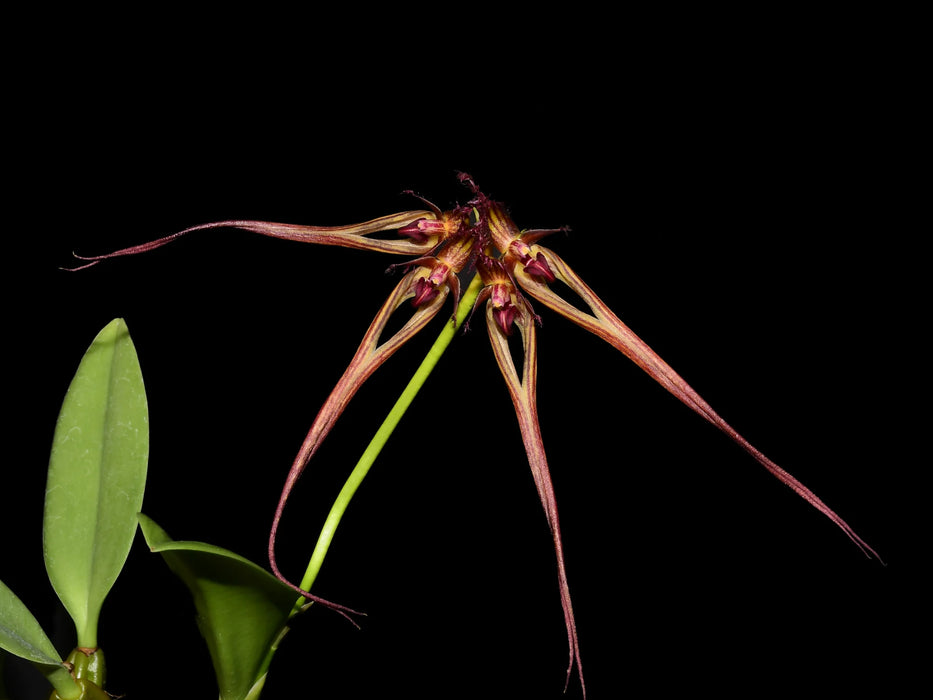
(44, 318, 149, 647)
(0, 579, 82, 699)
(138, 514, 299, 700)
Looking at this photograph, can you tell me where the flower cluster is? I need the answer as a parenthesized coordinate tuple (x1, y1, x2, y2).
(75, 173, 880, 698)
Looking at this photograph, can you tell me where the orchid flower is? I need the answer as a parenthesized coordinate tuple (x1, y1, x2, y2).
(73, 172, 880, 697)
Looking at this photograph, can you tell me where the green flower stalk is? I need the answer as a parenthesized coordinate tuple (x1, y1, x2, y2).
(73, 173, 881, 698)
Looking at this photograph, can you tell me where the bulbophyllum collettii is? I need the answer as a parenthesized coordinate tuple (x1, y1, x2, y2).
(73, 173, 881, 698)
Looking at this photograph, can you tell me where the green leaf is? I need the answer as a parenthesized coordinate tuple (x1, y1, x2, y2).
(0, 579, 81, 699)
(43, 318, 149, 647)
(0, 579, 62, 667)
(138, 514, 298, 700)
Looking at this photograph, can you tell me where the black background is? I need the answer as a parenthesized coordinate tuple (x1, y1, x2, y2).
(4, 9, 921, 699)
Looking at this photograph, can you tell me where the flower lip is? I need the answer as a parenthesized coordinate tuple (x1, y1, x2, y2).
(490, 282, 521, 335)
(412, 277, 440, 307)
(398, 217, 446, 243)
(493, 299, 519, 335)
(518, 249, 556, 282)
(476, 256, 524, 336)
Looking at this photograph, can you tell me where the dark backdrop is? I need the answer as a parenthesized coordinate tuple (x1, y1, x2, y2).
(4, 11, 918, 699)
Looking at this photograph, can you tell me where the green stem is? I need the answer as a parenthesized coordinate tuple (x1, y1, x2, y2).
(289, 272, 484, 615)
(43, 664, 83, 700)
